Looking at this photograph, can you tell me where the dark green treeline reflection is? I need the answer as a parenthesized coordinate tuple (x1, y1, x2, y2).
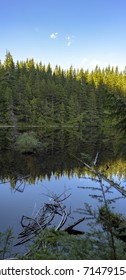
(0, 126, 126, 187)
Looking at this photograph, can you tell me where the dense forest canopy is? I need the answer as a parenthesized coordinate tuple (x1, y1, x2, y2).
(0, 51, 126, 128)
(1, 53, 126, 261)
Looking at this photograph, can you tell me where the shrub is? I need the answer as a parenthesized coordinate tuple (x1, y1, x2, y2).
(16, 132, 39, 154)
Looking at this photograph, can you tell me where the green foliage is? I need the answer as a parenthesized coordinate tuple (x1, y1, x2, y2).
(98, 206, 126, 242)
(0, 51, 126, 129)
(22, 229, 92, 260)
(22, 227, 126, 260)
(15, 132, 39, 153)
(1, 219, 126, 260)
(0, 228, 13, 259)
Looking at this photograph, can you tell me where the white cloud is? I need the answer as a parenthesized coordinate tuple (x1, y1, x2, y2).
(66, 35, 75, 47)
(82, 57, 110, 70)
(49, 32, 75, 46)
(66, 36, 71, 41)
(50, 32, 58, 39)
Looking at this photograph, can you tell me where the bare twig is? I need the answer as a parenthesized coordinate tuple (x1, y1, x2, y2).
(15, 192, 72, 246)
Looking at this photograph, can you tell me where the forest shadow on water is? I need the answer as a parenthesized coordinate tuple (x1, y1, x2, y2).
(0, 125, 126, 259)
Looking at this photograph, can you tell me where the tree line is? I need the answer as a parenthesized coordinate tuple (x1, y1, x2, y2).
(0, 51, 126, 128)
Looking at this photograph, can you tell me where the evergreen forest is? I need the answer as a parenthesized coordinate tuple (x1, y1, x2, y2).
(1, 52, 126, 260)
(0, 51, 126, 129)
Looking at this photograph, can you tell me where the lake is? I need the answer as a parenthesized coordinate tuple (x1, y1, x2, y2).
(0, 126, 126, 255)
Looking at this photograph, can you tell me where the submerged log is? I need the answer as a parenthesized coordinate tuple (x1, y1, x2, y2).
(64, 217, 85, 234)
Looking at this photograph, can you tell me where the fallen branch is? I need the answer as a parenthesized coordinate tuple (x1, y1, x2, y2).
(15, 192, 72, 246)
(64, 217, 85, 234)
(93, 152, 99, 166)
(72, 154, 126, 197)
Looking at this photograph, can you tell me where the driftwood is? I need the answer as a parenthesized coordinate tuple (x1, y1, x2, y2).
(15, 192, 85, 246)
(64, 217, 85, 234)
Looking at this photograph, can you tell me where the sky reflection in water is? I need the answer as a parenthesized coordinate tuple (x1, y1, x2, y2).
(0, 172, 126, 238)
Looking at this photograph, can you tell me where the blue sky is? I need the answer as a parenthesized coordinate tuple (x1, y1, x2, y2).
(1, 0, 126, 70)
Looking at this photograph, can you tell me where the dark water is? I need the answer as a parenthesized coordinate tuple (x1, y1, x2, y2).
(0, 126, 126, 254)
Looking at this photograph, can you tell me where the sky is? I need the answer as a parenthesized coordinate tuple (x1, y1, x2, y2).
(1, 0, 126, 71)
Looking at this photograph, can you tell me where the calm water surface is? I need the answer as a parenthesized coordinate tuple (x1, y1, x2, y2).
(0, 127, 126, 253)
